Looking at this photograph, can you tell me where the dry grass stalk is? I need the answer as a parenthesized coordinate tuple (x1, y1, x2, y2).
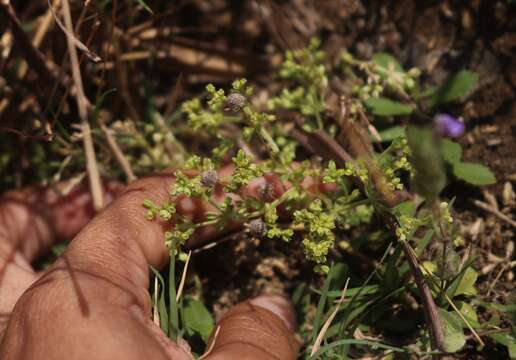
(176, 250, 192, 302)
(310, 278, 350, 357)
(59, 0, 104, 210)
(100, 123, 136, 182)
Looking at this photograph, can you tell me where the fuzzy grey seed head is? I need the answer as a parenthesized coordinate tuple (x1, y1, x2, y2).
(226, 92, 246, 112)
(249, 219, 267, 238)
(200, 170, 218, 189)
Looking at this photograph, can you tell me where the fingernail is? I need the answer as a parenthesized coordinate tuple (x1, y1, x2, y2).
(249, 295, 297, 332)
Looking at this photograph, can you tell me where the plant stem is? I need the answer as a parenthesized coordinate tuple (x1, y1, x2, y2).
(336, 108, 444, 354)
(259, 126, 280, 154)
(402, 241, 444, 353)
(168, 249, 179, 341)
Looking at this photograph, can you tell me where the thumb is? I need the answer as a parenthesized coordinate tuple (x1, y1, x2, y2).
(203, 295, 299, 360)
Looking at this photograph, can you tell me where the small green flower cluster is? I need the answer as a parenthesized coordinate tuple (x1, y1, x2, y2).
(342, 51, 421, 100)
(262, 203, 294, 242)
(293, 199, 335, 273)
(395, 215, 421, 242)
(226, 150, 264, 192)
(380, 136, 412, 191)
(182, 97, 225, 132)
(140, 39, 468, 277)
(279, 38, 327, 90)
(142, 76, 360, 271)
(143, 199, 176, 221)
(323, 160, 369, 185)
(269, 38, 327, 130)
(439, 201, 453, 224)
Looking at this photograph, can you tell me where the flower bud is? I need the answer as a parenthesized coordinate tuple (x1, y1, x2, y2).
(408, 67, 421, 77)
(405, 78, 415, 90)
(434, 114, 465, 138)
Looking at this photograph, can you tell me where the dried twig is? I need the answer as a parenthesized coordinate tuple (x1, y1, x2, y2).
(199, 325, 221, 360)
(0, 0, 61, 84)
(473, 200, 516, 228)
(0, 127, 52, 141)
(17, 0, 61, 79)
(100, 123, 136, 183)
(313, 129, 354, 164)
(311, 278, 350, 357)
(175, 250, 192, 302)
(47, 0, 101, 63)
(152, 276, 160, 327)
(444, 293, 484, 346)
(59, 0, 104, 210)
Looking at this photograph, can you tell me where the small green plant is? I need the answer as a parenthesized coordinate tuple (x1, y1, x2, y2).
(134, 39, 509, 358)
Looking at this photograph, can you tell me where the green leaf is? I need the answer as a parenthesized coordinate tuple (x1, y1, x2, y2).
(430, 70, 479, 106)
(452, 162, 496, 186)
(438, 308, 466, 352)
(489, 332, 516, 359)
(458, 302, 480, 329)
(406, 125, 446, 199)
(135, 0, 153, 14)
(475, 301, 516, 314)
(311, 339, 407, 358)
(372, 53, 404, 75)
(441, 139, 462, 165)
(311, 265, 334, 344)
(375, 125, 406, 142)
(182, 299, 214, 343)
(364, 97, 413, 116)
(454, 267, 478, 297)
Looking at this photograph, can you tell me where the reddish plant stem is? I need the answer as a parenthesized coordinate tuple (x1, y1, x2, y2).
(338, 112, 444, 354)
(295, 98, 445, 353)
(403, 241, 445, 351)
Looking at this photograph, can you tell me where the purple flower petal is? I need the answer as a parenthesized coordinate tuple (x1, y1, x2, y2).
(434, 114, 465, 138)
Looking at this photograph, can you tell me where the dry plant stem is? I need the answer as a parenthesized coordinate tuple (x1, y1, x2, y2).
(403, 241, 445, 353)
(114, 41, 143, 123)
(47, 0, 101, 63)
(313, 129, 354, 163)
(175, 250, 191, 302)
(443, 293, 484, 346)
(198, 326, 221, 360)
(100, 124, 136, 182)
(153, 276, 160, 327)
(310, 278, 350, 357)
(473, 200, 516, 228)
(0, 0, 60, 84)
(291, 118, 353, 167)
(60, 0, 104, 211)
(17, 0, 61, 79)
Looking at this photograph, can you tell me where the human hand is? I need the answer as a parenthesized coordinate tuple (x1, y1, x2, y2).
(0, 172, 300, 359)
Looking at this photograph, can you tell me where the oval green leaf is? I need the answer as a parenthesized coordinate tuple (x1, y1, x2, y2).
(452, 162, 496, 186)
(364, 97, 413, 116)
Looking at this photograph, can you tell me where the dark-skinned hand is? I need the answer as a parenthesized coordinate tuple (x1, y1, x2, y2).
(0, 168, 302, 359)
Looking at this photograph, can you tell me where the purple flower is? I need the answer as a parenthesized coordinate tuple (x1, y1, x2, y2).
(434, 114, 465, 138)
